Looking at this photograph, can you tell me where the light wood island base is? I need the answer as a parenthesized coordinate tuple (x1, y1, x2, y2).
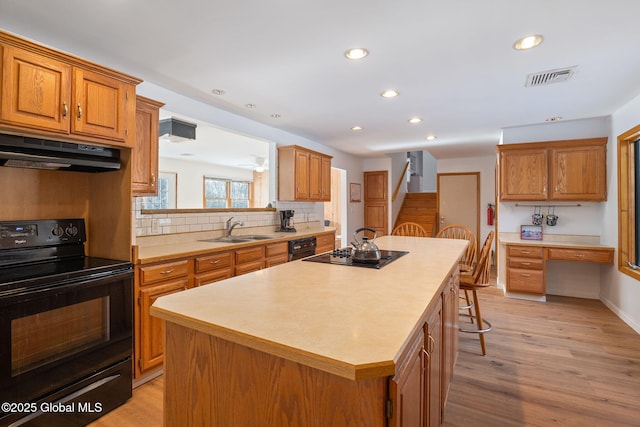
(164, 322, 386, 426)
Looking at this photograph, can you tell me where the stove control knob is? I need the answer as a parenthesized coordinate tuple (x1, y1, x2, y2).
(66, 225, 79, 236)
(52, 225, 64, 237)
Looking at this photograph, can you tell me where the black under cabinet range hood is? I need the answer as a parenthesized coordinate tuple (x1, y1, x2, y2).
(0, 133, 121, 172)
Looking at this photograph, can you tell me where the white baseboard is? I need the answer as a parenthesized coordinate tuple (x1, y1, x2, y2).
(600, 295, 640, 335)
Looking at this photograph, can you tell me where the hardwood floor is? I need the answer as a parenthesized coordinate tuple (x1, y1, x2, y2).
(90, 283, 640, 427)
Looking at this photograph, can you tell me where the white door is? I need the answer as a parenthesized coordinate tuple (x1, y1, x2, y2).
(437, 173, 480, 245)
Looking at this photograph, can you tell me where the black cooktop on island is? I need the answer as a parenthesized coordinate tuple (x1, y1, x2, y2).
(303, 248, 409, 269)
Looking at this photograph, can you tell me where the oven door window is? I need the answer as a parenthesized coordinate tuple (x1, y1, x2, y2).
(11, 296, 110, 376)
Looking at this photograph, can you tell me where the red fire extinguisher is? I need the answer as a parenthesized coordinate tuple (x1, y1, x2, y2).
(487, 204, 495, 226)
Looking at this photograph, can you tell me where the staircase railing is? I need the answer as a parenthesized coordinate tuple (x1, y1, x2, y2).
(392, 161, 410, 202)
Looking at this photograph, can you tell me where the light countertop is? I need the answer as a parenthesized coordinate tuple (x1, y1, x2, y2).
(150, 236, 467, 380)
(134, 226, 336, 264)
(498, 232, 614, 250)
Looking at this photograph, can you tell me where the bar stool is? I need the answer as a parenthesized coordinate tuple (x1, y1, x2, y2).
(459, 231, 494, 355)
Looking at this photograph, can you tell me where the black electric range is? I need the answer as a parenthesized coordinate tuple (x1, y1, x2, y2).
(303, 248, 409, 269)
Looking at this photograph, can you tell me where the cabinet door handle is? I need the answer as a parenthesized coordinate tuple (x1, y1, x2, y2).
(160, 269, 174, 275)
(151, 173, 156, 185)
(62, 102, 68, 118)
(428, 335, 436, 354)
(421, 348, 429, 372)
(77, 103, 83, 119)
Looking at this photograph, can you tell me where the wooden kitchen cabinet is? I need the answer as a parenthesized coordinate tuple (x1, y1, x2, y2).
(506, 245, 545, 295)
(132, 96, 164, 195)
(264, 241, 289, 267)
(316, 232, 336, 254)
(0, 31, 140, 147)
(389, 295, 443, 427)
(136, 259, 191, 377)
(498, 138, 607, 201)
(235, 246, 265, 275)
(278, 145, 332, 201)
(194, 251, 234, 286)
(388, 330, 425, 427)
(424, 297, 443, 427)
(499, 148, 548, 201)
(549, 143, 606, 201)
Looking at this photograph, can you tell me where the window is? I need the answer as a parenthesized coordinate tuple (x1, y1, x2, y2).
(204, 177, 251, 208)
(141, 172, 177, 210)
(617, 124, 640, 280)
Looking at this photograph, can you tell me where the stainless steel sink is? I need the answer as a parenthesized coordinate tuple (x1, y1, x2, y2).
(200, 237, 253, 243)
(200, 235, 278, 243)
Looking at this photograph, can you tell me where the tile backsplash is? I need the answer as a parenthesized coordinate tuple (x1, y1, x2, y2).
(133, 198, 322, 238)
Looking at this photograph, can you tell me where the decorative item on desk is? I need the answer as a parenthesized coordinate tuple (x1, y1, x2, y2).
(532, 206, 544, 225)
(521, 224, 543, 240)
(546, 206, 558, 226)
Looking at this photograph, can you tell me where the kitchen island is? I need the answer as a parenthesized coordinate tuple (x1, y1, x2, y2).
(150, 236, 467, 426)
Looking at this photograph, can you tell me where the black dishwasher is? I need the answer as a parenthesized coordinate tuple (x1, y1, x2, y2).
(288, 236, 316, 261)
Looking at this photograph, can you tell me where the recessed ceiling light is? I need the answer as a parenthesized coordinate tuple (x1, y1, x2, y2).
(351, 126, 363, 131)
(513, 34, 543, 50)
(344, 48, 369, 60)
(545, 116, 563, 122)
(408, 117, 423, 124)
(426, 135, 437, 141)
(270, 114, 281, 119)
(211, 89, 225, 95)
(245, 103, 256, 109)
(381, 89, 399, 98)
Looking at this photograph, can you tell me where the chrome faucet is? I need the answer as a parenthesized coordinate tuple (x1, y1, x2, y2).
(225, 217, 244, 237)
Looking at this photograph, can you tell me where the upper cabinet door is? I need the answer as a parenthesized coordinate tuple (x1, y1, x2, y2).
(294, 149, 310, 200)
(71, 67, 135, 144)
(132, 96, 164, 196)
(321, 155, 331, 201)
(499, 148, 548, 201)
(309, 152, 322, 200)
(1, 45, 71, 134)
(550, 143, 607, 201)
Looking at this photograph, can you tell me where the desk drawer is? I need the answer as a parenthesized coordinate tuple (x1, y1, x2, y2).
(507, 268, 545, 295)
(508, 257, 544, 270)
(508, 245, 543, 259)
(546, 248, 614, 264)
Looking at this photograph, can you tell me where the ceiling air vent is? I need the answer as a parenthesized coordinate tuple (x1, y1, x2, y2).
(525, 66, 577, 87)
(159, 118, 197, 143)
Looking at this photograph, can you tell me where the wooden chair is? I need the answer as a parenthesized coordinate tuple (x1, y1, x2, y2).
(436, 224, 477, 270)
(459, 230, 494, 355)
(436, 224, 478, 319)
(391, 222, 429, 237)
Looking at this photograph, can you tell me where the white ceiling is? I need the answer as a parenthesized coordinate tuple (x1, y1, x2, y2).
(2, 0, 640, 160)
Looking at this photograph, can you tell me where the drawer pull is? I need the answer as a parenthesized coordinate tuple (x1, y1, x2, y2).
(521, 250, 531, 254)
(160, 269, 174, 275)
(521, 262, 531, 266)
(520, 273, 531, 277)
(575, 254, 585, 258)
(210, 260, 220, 264)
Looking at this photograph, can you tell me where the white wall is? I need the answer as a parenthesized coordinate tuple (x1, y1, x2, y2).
(422, 151, 438, 192)
(390, 152, 409, 230)
(602, 92, 640, 333)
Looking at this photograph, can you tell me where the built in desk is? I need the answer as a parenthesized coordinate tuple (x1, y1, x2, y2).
(498, 233, 614, 301)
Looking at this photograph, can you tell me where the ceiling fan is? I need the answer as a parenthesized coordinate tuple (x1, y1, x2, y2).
(237, 156, 268, 172)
